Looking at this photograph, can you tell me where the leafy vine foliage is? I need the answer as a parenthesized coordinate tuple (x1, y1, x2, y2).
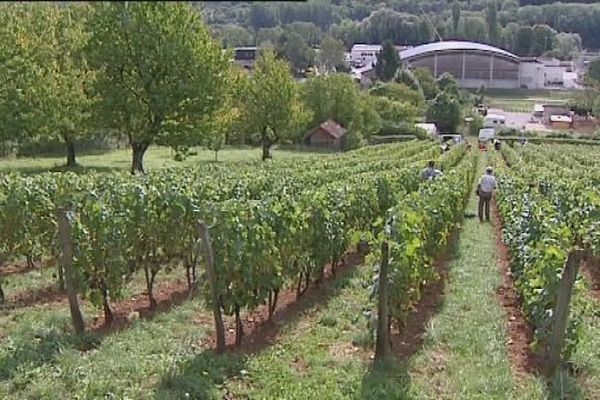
(493, 143, 600, 359)
(0, 141, 472, 345)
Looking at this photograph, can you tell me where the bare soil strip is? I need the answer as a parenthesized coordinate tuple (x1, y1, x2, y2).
(0, 283, 64, 311)
(492, 200, 542, 377)
(581, 257, 600, 301)
(0, 259, 51, 278)
(88, 279, 201, 335)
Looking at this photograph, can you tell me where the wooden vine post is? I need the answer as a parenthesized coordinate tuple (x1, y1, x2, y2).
(546, 247, 585, 377)
(198, 222, 225, 353)
(56, 207, 85, 334)
(375, 240, 391, 363)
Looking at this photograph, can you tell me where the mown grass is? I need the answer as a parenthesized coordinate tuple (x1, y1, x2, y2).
(1, 148, 599, 398)
(485, 89, 574, 114)
(405, 153, 547, 399)
(0, 145, 328, 175)
(0, 296, 214, 399)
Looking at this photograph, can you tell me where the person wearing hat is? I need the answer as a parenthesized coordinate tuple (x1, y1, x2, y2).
(477, 166, 497, 222)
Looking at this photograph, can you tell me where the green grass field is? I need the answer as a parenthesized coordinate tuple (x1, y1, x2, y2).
(484, 89, 574, 113)
(0, 145, 328, 175)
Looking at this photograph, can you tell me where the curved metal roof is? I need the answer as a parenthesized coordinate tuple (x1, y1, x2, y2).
(400, 41, 519, 61)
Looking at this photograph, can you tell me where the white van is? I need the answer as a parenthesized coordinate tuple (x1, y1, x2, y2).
(483, 113, 506, 129)
(478, 128, 495, 141)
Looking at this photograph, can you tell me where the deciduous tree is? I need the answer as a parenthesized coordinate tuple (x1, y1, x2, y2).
(0, 4, 43, 147)
(413, 68, 438, 100)
(452, 1, 461, 34)
(318, 35, 346, 73)
(249, 3, 278, 30)
(85, 2, 228, 174)
(205, 67, 247, 160)
(277, 32, 314, 74)
(486, 0, 499, 44)
(436, 73, 460, 98)
(242, 49, 308, 160)
(369, 82, 425, 111)
(395, 67, 422, 93)
(302, 74, 358, 128)
(549, 33, 582, 61)
(22, 4, 94, 167)
(515, 26, 534, 56)
(375, 41, 400, 82)
(218, 24, 254, 48)
(284, 22, 323, 47)
(426, 91, 462, 133)
(586, 58, 600, 84)
(531, 24, 556, 57)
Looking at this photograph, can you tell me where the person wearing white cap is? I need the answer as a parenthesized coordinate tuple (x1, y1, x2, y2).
(476, 166, 497, 222)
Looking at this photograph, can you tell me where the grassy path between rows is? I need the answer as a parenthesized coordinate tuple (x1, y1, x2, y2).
(403, 152, 546, 399)
(208, 152, 547, 399)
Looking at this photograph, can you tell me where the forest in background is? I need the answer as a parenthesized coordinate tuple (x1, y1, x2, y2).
(200, 0, 600, 62)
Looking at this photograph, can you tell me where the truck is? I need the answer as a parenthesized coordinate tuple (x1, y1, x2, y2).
(478, 128, 495, 150)
(483, 113, 506, 129)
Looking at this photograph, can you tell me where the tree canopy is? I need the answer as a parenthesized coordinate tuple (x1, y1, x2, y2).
(85, 2, 228, 174)
(375, 41, 400, 82)
(241, 49, 308, 160)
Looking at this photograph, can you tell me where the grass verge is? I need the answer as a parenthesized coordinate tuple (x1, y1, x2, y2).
(405, 152, 547, 399)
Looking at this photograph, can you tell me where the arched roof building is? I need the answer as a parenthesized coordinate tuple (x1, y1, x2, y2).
(399, 41, 527, 89)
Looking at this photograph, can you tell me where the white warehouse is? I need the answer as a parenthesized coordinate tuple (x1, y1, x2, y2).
(350, 44, 382, 68)
(399, 41, 576, 90)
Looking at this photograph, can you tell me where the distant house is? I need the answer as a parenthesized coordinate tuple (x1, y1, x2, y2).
(549, 114, 573, 130)
(542, 104, 570, 124)
(415, 123, 438, 138)
(352, 65, 377, 87)
(533, 104, 544, 119)
(350, 44, 382, 68)
(232, 47, 258, 70)
(305, 120, 347, 151)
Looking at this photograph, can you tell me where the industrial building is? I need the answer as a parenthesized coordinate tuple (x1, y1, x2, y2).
(398, 41, 578, 90)
(349, 44, 382, 68)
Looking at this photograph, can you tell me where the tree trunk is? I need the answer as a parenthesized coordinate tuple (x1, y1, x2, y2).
(66, 141, 77, 167)
(191, 256, 197, 284)
(131, 142, 149, 175)
(296, 270, 304, 299)
(185, 261, 192, 291)
(26, 253, 35, 269)
(186, 254, 198, 298)
(56, 208, 85, 334)
(304, 270, 310, 293)
(316, 266, 325, 285)
(198, 222, 226, 353)
(234, 304, 243, 347)
(268, 289, 279, 320)
(143, 265, 157, 309)
(214, 150, 218, 162)
(102, 286, 114, 325)
(261, 139, 272, 161)
(0, 279, 4, 303)
(57, 264, 65, 292)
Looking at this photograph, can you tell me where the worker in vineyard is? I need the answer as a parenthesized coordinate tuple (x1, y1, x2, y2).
(493, 139, 501, 151)
(477, 166, 497, 222)
(421, 160, 443, 181)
